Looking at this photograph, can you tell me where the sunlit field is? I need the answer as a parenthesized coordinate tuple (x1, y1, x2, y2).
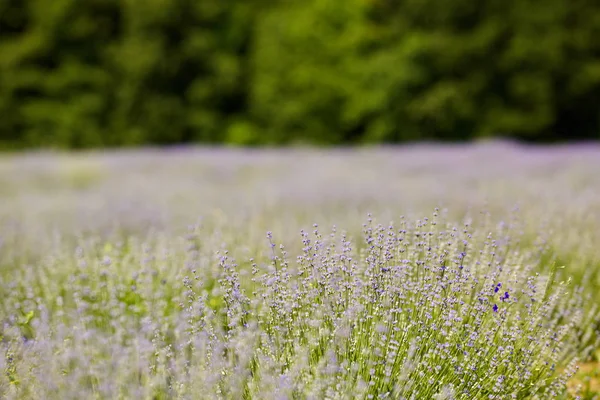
(1, 142, 600, 399)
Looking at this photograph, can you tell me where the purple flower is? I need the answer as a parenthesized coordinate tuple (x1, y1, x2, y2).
(501, 292, 510, 301)
(494, 283, 502, 293)
(493, 304, 499, 312)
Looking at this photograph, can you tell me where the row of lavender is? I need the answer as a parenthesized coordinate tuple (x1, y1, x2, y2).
(1, 143, 600, 398)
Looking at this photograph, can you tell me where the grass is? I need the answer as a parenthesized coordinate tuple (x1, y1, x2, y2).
(1, 142, 600, 399)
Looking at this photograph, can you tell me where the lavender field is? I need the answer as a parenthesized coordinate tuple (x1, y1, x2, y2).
(1, 143, 600, 399)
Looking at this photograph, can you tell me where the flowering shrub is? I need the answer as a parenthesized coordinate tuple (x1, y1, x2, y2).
(1, 144, 599, 398)
(0, 211, 597, 399)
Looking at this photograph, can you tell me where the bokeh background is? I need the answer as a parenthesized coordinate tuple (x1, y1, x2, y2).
(1, 0, 599, 149)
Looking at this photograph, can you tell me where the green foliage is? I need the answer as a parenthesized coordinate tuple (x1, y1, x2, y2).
(0, 0, 599, 148)
(251, 0, 600, 142)
(0, 0, 258, 148)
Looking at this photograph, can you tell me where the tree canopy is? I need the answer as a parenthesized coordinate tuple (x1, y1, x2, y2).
(1, 0, 599, 148)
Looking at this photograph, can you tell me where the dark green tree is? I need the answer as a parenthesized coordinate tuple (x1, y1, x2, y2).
(1, 0, 599, 148)
(250, 0, 600, 143)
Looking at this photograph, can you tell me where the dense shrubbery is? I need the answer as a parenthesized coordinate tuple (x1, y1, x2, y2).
(1, 0, 600, 148)
(1, 145, 600, 398)
(0, 215, 595, 398)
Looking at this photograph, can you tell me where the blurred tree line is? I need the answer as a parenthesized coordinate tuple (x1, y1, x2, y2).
(0, 0, 599, 149)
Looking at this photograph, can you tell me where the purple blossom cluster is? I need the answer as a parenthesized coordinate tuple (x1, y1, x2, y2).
(1, 143, 599, 398)
(0, 211, 597, 398)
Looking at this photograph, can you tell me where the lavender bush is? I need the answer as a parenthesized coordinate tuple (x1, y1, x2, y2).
(1, 143, 600, 398)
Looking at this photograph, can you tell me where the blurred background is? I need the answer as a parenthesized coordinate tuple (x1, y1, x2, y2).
(0, 0, 599, 150)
